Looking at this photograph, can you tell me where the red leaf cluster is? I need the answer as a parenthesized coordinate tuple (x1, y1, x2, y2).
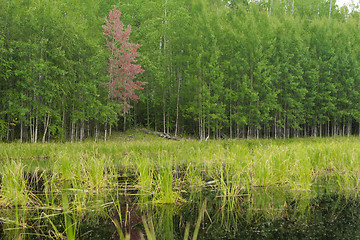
(103, 7, 146, 112)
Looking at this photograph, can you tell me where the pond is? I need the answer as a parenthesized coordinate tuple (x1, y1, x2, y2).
(1, 183, 360, 239)
(2, 137, 360, 239)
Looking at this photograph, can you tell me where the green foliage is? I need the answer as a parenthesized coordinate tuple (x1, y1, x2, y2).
(1, 0, 360, 140)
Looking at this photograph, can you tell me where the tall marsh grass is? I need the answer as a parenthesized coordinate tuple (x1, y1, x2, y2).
(0, 160, 30, 207)
(2, 135, 360, 202)
(1, 131, 360, 238)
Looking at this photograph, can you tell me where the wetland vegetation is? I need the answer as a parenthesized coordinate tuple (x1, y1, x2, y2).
(2, 1, 360, 238)
(1, 131, 360, 239)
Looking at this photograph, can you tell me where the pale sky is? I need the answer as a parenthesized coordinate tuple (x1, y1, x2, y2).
(336, 0, 358, 7)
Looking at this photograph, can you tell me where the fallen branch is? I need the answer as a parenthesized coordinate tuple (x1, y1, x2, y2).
(141, 129, 182, 140)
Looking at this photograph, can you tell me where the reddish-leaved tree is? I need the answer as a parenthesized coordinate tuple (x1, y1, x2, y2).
(103, 7, 146, 112)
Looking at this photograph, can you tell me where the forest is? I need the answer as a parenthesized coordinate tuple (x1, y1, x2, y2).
(1, 0, 360, 142)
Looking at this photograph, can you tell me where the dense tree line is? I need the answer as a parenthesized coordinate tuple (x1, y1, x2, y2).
(1, 0, 360, 142)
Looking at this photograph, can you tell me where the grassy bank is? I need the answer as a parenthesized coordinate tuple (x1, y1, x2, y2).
(1, 131, 360, 193)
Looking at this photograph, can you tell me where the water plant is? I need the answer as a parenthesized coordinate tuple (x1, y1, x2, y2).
(2, 132, 360, 238)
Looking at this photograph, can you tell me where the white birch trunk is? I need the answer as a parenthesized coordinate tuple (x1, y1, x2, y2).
(104, 122, 107, 142)
(347, 121, 351, 137)
(80, 119, 84, 141)
(71, 121, 75, 142)
(95, 121, 99, 142)
(42, 113, 51, 143)
(20, 120, 24, 143)
(274, 116, 277, 139)
(175, 71, 181, 137)
(163, 93, 166, 133)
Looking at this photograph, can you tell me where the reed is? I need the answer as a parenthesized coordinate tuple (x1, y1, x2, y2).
(0, 160, 30, 207)
(2, 135, 360, 196)
(0, 208, 29, 240)
(2, 132, 360, 238)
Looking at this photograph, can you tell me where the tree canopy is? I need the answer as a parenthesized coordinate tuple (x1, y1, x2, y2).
(1, 0, 360, 141)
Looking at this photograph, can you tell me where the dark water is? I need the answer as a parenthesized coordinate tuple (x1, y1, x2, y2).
(190, 194, 360, 240)
(1, 189, 360, 239)
(72, 192, 360, 239)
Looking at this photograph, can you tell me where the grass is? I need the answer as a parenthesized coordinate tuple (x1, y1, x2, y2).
(1, 130, 360, 238)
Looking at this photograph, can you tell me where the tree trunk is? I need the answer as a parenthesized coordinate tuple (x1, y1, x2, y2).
(283, 119, 286, 139)
(162, 1, 168, 134)
(123, 113, 126, 132)
(95, 121, 99, 142)
(229, 104, 233, 139)
(163, 92, 166, 133)
(75, 121, 78, 141)
(29, 115, 33, 143)
(6, 122, 10, 142)
(174, 71, 181, 137)
(47, 118, 51, 141)
(327, 120, 330, 137)
(42, 113, 51, 143)
(104, 121, 107, 142)
(133, 105, 137, 128)
(62, 107, 66, 141)
(319, 124, 322, 138)
(31, 117, 35, 142)
(80, 119, 85, 141)
(109, 124, 112, 140)
(87, 121, 90, 138)
(30, 115, 34, 142)
(71, 121, 75, 142)
(209, 120, 212, 139)
(347, 120, 351, 137)
(198, 118, 201, 140)
(167, 107, 170, 134)
(154, 111, 157, 132)
(147, 89, 150, 129)
(236, 123, 240, 139)
(20, 120, 24, 143)
(274, 115, 277, 139)
(313, 125, 318, 138)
